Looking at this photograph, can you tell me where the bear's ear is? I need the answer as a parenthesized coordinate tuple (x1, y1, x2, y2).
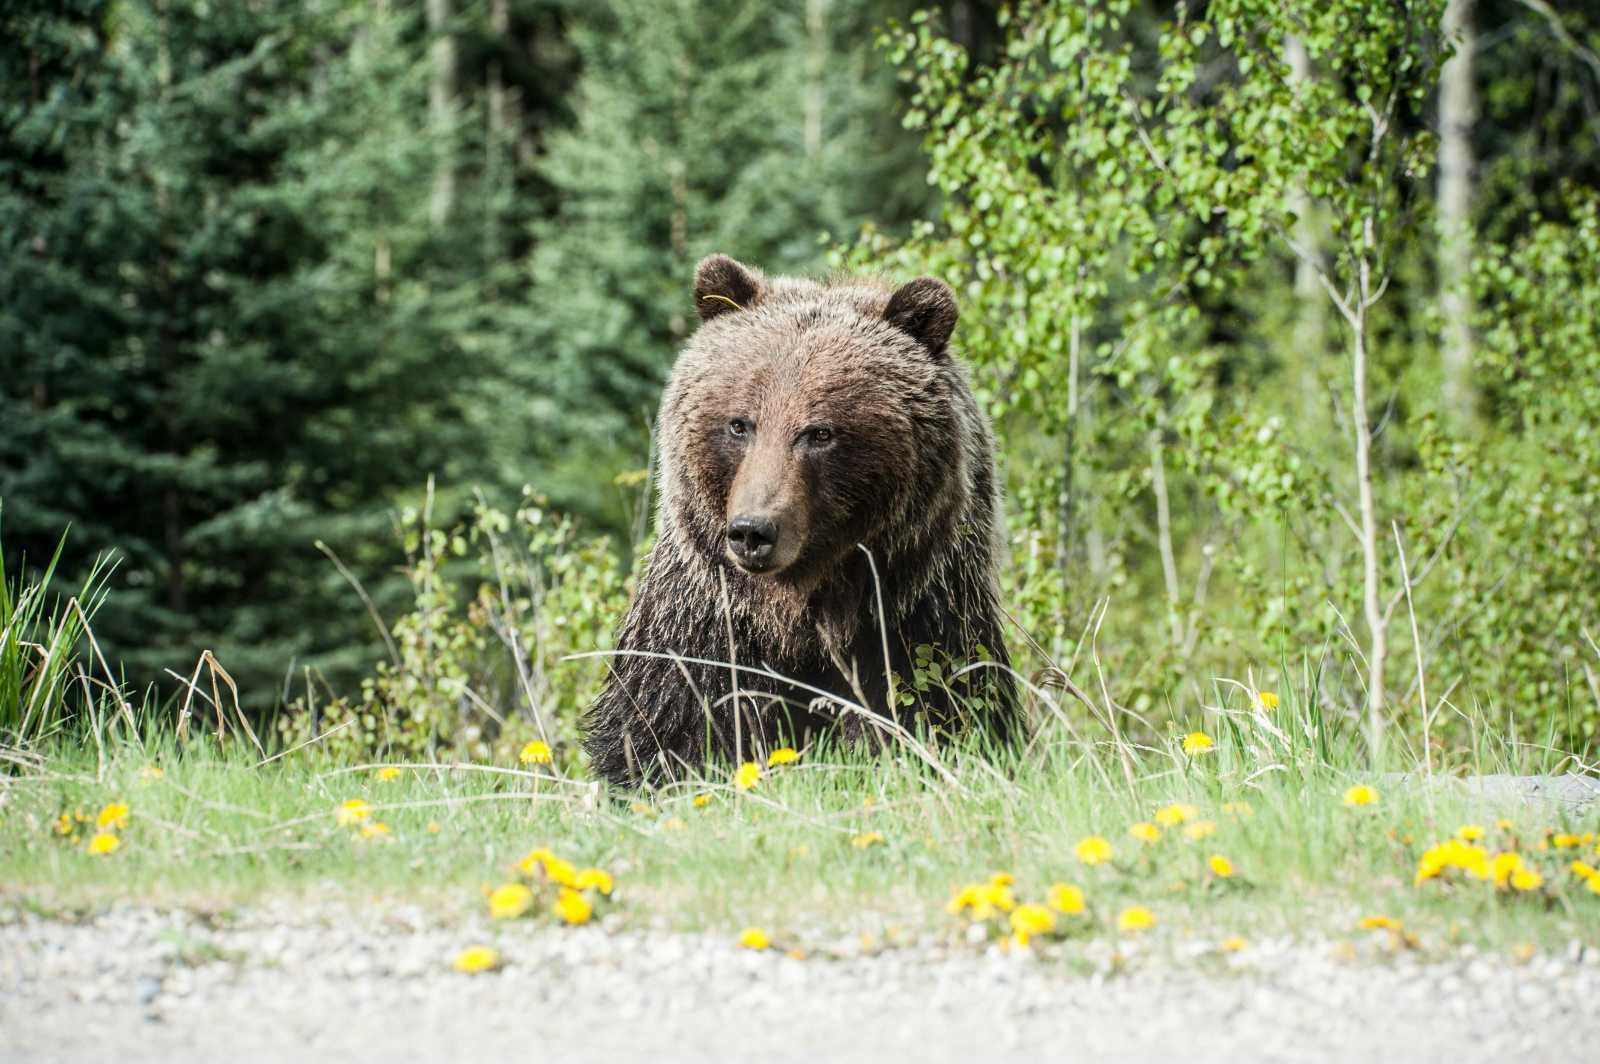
(694, 254, 764, 322)
(883, 277, 958, 358)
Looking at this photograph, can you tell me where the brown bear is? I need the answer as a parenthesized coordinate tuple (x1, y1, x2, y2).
(582, 254, 1016, 786)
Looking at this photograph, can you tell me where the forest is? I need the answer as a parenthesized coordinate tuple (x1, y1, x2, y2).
(4, 0, 1600, 765)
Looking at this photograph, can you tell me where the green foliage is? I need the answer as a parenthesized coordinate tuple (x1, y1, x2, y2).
(0, 0, 539, 705)
(5, 0, 1600, 765)
(842, 0, 1599, 752)
(275, 490, 632, 764)
(0, 517, 113, 746)
(1443, 189, 1600, 739)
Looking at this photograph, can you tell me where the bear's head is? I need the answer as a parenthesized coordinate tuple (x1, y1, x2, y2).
(659, 254, 971, 599)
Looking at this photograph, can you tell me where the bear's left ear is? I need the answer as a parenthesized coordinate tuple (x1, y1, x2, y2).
(883, 277, 958, 358)
(694, 254, 765, 322)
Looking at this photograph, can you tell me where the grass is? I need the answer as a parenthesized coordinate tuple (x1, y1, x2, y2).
(5, 708, 1598, 962)
(3, 524, 1597, 963)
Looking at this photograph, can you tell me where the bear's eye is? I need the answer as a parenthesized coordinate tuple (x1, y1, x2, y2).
(728, 418, 751, 439)
(805, 426, 834, 446)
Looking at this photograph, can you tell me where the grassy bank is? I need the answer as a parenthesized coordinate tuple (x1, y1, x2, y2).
(6, 710, 1598, 962)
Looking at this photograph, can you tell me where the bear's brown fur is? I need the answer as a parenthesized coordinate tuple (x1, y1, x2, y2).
(582, 254, 1016, 786)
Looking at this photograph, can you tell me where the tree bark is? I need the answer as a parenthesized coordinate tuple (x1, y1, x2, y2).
(1149, 429, 1182, 646)
(427, 0, 457, 228)
(804, 0, 824, 160)
(1285, 36, 1324, 403)
(1438, 0, 1477, 426)
(486, 0, 511, 260)
(1352, 216, 1387, 762)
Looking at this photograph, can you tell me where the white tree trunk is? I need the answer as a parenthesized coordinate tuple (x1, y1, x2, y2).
(1438, 0, 1477, 425)
(1352, 217, 1387, 762)
(1285, 35, 1324, 381)
(428, 0, 457, 228)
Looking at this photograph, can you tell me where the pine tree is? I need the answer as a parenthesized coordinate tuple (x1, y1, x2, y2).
(1, 0, 515, 705)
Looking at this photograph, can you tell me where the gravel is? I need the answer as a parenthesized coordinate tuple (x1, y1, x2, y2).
(4, 902, 1598, 1062)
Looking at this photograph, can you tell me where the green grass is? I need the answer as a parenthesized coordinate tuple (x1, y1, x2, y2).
(5, 710, 1598, 961)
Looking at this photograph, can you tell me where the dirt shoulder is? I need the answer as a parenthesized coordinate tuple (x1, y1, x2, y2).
(5, 901, 1599, 1062)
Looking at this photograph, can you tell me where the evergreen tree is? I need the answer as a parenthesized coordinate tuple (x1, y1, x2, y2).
(1, 0, 514, 704)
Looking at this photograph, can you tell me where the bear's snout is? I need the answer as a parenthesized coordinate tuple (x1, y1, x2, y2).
(726, 513, 780, 571)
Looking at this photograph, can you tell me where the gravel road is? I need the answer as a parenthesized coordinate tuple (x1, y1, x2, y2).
(5, 902, 1598, 1062)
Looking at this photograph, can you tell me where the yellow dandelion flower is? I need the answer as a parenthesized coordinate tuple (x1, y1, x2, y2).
(376, 767, 401, 782)
(1415, 839, 1492, 885)
(1129, 822, 1162, 844)
(1208, 854, 1235, 878)
(137, 765, 165, 782)
(488, 883, 534, 920)
(1222, 801, 1254, 818)
(662, 816, 687, 832)
(1181, 731, 1214, 755)
(518, 740, 552, 765)
(1258, 691, 1280, 711)
(1510, 867, 1544, 892)
(734, 762, 761, 791)
(738, 927, 770, 950)
(1183, 820, 1218, 841)
(976, 882, 1016, 915)
(1075, 835, 1114, 866)
(945, 884, 982, 915)
(989, 872, 1015, 888)
(52, 812, 76, 836)
(1342, 784, 1378, 807)
(542, 856, 579, 888)
(766, 747, 800, 767)
(1155, 804, 1198, 827)
(1457, 824, 1485, 842)
(1358, 915, 1401, 931)
(1116, 906, 1155, 933)
(1570, 860, 1597, 881)
(1046, 883, 1085, 915)
(334, 798, 372, 826)
(629, 802, 658, 818)
(95, 802, 130, 831)
(516, 847, 554, 876)
(1587, 875, 1600, 897)
(427, 821, 442, 834)
(1457, 844, 1492, 881)
(1487, 851, 1525, 888)
(1552, 834, 1581, 849)
(1009, 904, 1056, 941)
(359, 821, 391, 840)
(1220, 936, 1248, 952)
(574, 868, 614, 895)
(452, 946, 501, 973)
(693, 793, 712, 808)
(851, 832, 886, 850)
(1496, 818, 1514, 831)
(86, 832, 120, 856)
(554, 888, 593, 925)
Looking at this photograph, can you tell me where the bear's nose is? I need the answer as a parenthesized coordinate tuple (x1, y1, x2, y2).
(726, 515, 778, 566)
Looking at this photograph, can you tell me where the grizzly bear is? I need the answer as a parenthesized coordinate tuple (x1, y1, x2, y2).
(582, 254, 1016, 786)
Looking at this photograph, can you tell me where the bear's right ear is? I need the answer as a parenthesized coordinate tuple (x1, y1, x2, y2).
(694, 254, 764, 322)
